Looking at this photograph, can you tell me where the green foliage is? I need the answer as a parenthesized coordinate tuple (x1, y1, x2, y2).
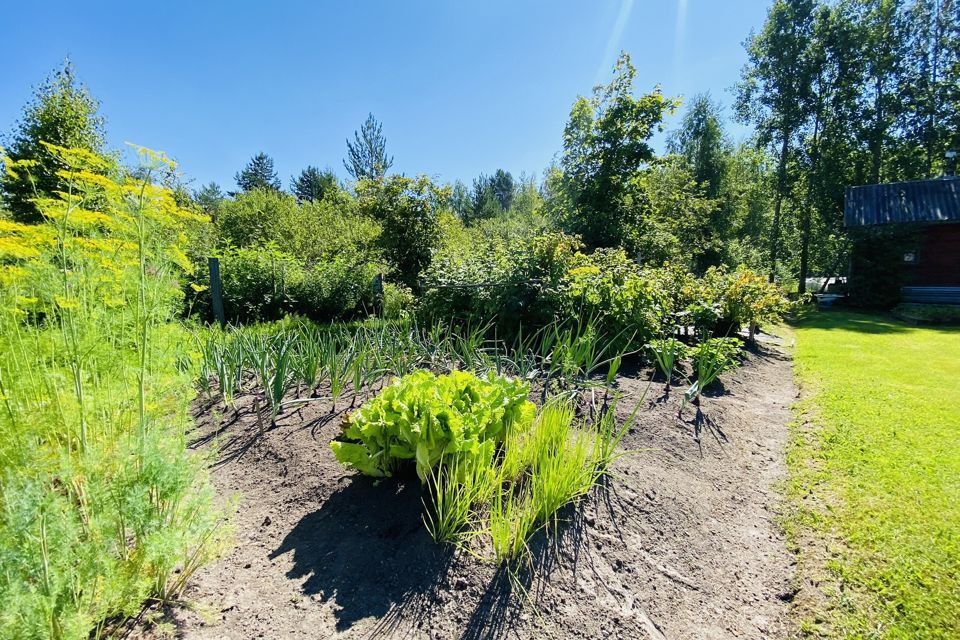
(647, 337, 689, 385)
(554, 52, 680, 251)
(1, 61, 109, 222)
(193, 181, 225, 215)
(201, 245, 303, 323)
(640, 155, 723, 270)
(290, 165, 338, 203)
(419, 231, 580, 332)
(562, 248, 667, 348)
(331, 370, 535, 481)
(344, 112, 393, 181)
(190, 246, 378, 324)
(356, 174, 448, 290)
(382, 282, 414, 320)
(234, 152, 281, 192)
(464, 169, 516, 223)
(0, 145, 223, 639)
(201, 185, 381, 323)
(684, 337, 742, 403)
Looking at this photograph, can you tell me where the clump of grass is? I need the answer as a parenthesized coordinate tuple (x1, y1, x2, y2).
(423, 455, 492, 544)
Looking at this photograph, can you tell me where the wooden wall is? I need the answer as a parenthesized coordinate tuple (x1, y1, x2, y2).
(911, 223, 960, 286)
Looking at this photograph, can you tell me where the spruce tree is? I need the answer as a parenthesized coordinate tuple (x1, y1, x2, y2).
(290, 166, 338, 202)
(234, 152, 281, 192)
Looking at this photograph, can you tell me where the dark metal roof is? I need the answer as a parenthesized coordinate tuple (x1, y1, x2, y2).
(844, 177, 960, 226)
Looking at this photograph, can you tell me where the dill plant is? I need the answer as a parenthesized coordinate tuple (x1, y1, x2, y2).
(0, 144, 225, 639)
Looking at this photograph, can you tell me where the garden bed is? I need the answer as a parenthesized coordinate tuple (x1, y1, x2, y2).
(136, 341, 796, 640)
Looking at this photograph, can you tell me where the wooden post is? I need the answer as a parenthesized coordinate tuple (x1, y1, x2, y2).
(208, 257, 226, 328)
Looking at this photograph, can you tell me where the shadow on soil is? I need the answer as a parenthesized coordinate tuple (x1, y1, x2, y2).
(270, 475, 449, 634)
(272, 474, 595, 640)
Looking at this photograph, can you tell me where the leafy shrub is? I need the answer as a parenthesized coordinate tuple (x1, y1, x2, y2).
(419, 231, 582, 332)
(331, 370, 535, 481)
(562, 248, 667, 348)
(290, 258, 378, 320)
(214, 188, 380, 267)
(189, 247, 377, 324)
(382, 281, 415, 320)
(705, 265, 791, 336)
(203, 245, 303, 323)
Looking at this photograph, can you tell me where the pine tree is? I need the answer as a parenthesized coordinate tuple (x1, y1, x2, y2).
(234, 152, 281, 192)
(344, 113, 394, 181)
(194, 182, 225, 215)
(290, 166, 338, 202)
(1, 60, 108, 222)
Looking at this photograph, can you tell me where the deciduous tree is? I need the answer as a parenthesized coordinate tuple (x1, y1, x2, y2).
(1, 61, 108, 222)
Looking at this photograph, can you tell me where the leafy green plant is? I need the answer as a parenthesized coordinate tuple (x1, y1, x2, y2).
(683, 337, 741, 407)
(331, 370, 535, 481)
(647, 337, 689, 394)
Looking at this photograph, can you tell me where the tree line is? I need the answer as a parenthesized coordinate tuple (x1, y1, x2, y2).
(2, 0, 957, 296)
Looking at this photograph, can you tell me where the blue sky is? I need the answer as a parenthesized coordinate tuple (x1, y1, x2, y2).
(1, 1, 770, 191)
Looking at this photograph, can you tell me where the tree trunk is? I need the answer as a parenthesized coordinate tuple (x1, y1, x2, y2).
(798, 81, 826, 296)
(770, 134, 790, 284)
(871, 75, 884, 184)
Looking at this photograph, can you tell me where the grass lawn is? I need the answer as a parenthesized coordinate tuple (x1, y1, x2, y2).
(786, 310, 960, 639)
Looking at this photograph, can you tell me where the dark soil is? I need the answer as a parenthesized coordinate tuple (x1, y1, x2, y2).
(136, 341, 797, 640)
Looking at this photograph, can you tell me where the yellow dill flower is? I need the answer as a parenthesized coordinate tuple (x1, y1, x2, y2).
(54, 295, 79, 309)
(0, 237, 41, 259)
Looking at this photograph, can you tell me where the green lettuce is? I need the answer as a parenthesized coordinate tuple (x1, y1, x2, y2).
(331, 370, 535, 481)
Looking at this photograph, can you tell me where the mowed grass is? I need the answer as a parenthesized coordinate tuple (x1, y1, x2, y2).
(787, 310, 960, 639)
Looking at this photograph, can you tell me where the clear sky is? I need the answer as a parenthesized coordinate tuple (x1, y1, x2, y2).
(1, 0, 771, 191)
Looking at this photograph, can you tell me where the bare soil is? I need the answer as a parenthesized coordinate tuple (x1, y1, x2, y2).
(137, 342, 797, 640)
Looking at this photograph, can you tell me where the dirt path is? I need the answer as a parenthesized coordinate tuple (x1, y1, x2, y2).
(140, 343, 796, 640)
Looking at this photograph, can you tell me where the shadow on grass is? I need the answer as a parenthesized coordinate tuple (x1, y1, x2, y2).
(790, 307, 960, 335)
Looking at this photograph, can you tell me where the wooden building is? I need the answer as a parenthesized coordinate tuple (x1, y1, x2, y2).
(845, 176, 960, 304)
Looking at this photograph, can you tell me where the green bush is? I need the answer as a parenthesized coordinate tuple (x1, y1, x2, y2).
(562, 248, 668, 348)
(331, 370, 536, 481)
(382, 282, 415, 320)
(290, 258, 378, 320)
(419, 233, 788, 350)
(418, 232, 581, 331)
(698, 265, 791, 337)
(189, 247, 378, 324)
(214, 188, 380, 267)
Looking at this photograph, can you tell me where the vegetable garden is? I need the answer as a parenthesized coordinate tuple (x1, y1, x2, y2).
(0, 144, 796, 639)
